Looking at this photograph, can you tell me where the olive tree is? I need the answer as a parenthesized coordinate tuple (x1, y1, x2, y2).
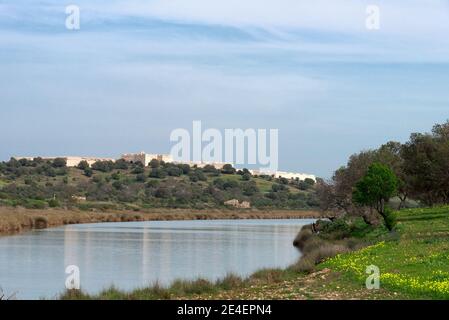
(352, 163, 398, 230)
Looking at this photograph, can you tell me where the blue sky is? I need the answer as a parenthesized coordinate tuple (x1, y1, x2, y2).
(1, 0, 449, 177)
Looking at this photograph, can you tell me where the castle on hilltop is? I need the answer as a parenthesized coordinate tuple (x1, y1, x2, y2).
(15, 156, 115, 167)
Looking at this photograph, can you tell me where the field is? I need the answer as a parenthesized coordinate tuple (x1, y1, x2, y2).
(319, 206, 449, 299)
(61, 206, 449, 300)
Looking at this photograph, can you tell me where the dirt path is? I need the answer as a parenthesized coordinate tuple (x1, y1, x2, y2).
(180, 269, 404, 300)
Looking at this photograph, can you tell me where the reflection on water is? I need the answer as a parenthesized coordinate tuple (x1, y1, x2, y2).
(0, 219, 314, 299)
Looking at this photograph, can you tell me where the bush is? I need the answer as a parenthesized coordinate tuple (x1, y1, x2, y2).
(48, 198, 60, 208)
(114, 159, 129, 170)
(221, 164, 236, 174)
(178, 164, 191, 174)
(294, 241, 350, 273)
(91, 161, 115, 172)
(155, 187, 170, 198)
(167, 166, 182, 177)
(304, 178, 315, 186)
(84, 168, 93, 177)
(23, 199, 47, 209)
(150, 168, 167, 179)
(223, 180, 239, 190)
(271, 184, 287, 192)
(77, 161, 90, 170)
(132, 166, 144, 174)
(149, 159, 160, 168)
(384, 207, 397, 231)
(294, 255, 316, 273)
(189, 170, 206, 182)
(52, 158, 67, 168)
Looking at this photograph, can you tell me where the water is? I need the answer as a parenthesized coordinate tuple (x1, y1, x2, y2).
(0, 219, 313, 299)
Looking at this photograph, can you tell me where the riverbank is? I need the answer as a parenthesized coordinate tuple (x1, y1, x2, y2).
(0, 206, 323, 237)
(61, 206, 449, 300)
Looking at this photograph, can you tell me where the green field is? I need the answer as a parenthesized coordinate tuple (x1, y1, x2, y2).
(319, 206, 449, 299)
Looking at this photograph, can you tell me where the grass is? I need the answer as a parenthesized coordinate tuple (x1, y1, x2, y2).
(319, 206, 449, 299)
(61, 274, 247, 300)
(60, 268, 303, 300)
(60, 206, 449, 300)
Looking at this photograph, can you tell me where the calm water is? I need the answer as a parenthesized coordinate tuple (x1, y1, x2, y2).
(0, 219, 313, 299)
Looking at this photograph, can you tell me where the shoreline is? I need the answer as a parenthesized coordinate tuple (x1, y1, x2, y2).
(0, 206, 323, 237)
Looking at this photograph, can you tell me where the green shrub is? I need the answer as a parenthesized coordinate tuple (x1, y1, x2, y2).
(23, 199, 47, 209)
(48, 199, 60, 208)
(384, 207, 397, 231)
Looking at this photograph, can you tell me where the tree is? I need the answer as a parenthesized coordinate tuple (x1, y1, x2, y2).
(84, 167, 93, 177)
(352, 163, 398, 230)
(376, 141, 409, 209)
(149, 159, 160, 168)
(304, 178, 315, 186)
(241, 173, 251, 181)
(178, 164, 191, 174)
(77, 160, 90, 170)
(114, 159, 129, 170)
(242, 180, 258, 196)
(221, 164, 236, 174)
(298, 181, 311, 190)
(167, 166, 182, 177)
(394, 120, 449, 206)
(149, 168, 167, 179)
(52, 158, 67, 168)
(223, 179, 239, 190)
(132, 166, 144, 174)
(203, 164, 216, 172)
(91, 160, 115, 172)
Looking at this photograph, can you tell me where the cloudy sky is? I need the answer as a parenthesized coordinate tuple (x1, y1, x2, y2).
(1, 0, 449, 177)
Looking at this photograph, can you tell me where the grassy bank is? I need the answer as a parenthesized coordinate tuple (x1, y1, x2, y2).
(0, 206, 322, 236)
(61, 206, 449, 300)
(320, 206, 449, 299)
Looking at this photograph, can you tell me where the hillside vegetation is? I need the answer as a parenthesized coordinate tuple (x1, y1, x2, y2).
(0, 158, 318, 211)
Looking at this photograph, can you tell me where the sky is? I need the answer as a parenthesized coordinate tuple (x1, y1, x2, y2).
(1, 0, 449, 178)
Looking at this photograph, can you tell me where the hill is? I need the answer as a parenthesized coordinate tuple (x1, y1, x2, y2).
(0, 157, 319, 212)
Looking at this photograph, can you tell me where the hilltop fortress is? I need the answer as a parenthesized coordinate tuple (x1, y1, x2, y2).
(15, 152, 316, 181)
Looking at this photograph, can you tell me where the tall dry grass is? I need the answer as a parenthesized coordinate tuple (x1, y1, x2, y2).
(0, 206, 323, 236)
(292, 224, 366, 273)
